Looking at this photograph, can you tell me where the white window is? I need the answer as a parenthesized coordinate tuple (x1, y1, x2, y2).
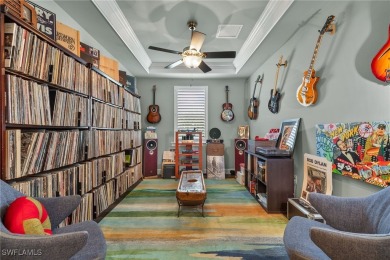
(174, 86, 208, 140)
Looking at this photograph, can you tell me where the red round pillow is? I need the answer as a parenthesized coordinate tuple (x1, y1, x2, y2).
(4, 196, 52, 235)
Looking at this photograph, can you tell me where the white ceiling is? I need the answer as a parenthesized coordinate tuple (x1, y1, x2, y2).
(53, 0, 296, 79)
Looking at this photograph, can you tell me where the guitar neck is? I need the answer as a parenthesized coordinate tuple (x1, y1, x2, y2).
(225, 86, 229, 103)
(306, 34, 324, 80)
(152, 85, 156, 105)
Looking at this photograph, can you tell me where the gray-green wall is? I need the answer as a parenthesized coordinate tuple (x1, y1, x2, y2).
(247, 0, 390, 197)
(138, 78, 248, 175)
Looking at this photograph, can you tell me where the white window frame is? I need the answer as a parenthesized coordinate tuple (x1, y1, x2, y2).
(174, 86, 208, 142)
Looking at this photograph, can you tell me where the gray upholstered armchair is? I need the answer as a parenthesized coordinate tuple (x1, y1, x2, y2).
(0, 180, 106, 260)
(283, 187, 390, 260)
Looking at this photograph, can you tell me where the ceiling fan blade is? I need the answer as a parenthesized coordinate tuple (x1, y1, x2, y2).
(190, 31, 206, 51)
(198, 61, 211, 73)
(204, 51, 236, 58)
(165, 60, 183, 69)
(149, 46, 182, 55)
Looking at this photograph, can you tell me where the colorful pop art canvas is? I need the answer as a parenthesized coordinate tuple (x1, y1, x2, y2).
(316, 121, 390, 188)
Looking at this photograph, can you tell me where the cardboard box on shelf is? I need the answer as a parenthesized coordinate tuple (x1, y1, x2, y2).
(100, 54, 119, 81)
(56, 21, 80, 56)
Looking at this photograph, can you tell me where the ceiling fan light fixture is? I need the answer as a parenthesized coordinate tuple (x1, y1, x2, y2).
(182, 50, 204, 68)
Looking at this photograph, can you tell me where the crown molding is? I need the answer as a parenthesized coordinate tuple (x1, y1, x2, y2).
(91, 0, 151, 73)
(233, 0, 294, 73)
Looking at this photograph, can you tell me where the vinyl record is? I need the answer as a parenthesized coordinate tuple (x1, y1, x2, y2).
(209, 128, 221, 139)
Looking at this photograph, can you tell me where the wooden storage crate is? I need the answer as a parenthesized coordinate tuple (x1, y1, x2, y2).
(56, 21, 80, 56)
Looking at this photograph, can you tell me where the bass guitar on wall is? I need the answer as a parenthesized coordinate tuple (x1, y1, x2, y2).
(248, 74, 263, 120)
(268, 55, 287, 114)
(221, 85, 234, 122)
(371, 24, 390, 83)
(146, 85, 161, 124)
(296, 15, 335, 107)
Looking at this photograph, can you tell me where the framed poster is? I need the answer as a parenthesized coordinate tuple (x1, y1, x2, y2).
(276, 118, 301, 151)
(301, 154, 332, 202)
(26, 0, 56, 40)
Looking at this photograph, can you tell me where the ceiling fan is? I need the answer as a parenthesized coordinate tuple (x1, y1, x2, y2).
(148, 20, 236, 73)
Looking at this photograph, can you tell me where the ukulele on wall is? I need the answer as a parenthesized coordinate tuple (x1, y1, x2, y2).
(268, 55, 287, 114)
(221, 85, 234, 122)
(247, 74, 263, 120)
(296, 15, 335, 107)
(146, 85, 161, 124)
(371, 24, 390, 83)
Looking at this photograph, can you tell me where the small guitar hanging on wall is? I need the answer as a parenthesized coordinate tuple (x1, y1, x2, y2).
(268, 55, 287, 114)
(296, 15, 335, 107)
(221, 85, 234, 122)
(146, 85, 161, 124)
(371, 24, 390, 83)
(247, 74, 263, 120)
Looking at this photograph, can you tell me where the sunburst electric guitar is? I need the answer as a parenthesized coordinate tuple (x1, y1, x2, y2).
(371, 24, 390, 83)
(296, 15, 335, 107)
(268, 55, 287, 114)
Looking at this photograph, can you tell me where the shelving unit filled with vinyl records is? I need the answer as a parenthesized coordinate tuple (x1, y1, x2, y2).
(0, 6, 143, 224)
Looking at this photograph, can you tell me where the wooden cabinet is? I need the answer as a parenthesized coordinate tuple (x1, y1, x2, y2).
(0, 8, 143, 223)
(245, 151, 294, 213)
(175, 131, 202, 179)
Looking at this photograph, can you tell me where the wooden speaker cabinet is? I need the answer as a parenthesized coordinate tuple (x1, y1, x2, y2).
(143, 139, 158, 177)
(234, 138, 248, 173)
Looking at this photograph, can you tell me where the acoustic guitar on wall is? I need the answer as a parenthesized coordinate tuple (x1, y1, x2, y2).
(221, 85, 234, 122)
(146, 85, 161, 124)
(268, 55, 287, 114)
(296, 15, 335, 107)
(247, 74, 263, 120)
(371, 24, 390, 83)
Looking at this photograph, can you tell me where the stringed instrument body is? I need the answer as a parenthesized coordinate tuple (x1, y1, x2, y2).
(268, 56, 287, 113)
(146, 85, 161, 124)
(221, 86, 234, 122)
(296, 15, 335, 107)
(297, 69, 319, 106)
(371, 24, 390, 82)
(248, 75, 262, 120)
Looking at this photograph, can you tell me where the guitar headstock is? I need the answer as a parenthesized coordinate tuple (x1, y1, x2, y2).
(153, 85, 156, 91)
(277, 55, 288, 68)
(319, 15, 335, 35)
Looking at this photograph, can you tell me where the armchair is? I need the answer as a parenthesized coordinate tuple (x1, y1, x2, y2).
(0, 180, 106, 260)
(283, 187, 390, 260)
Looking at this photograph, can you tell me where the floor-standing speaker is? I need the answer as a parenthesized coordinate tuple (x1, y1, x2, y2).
(235, 139, 248, 173)
(143, 139, 158, 177)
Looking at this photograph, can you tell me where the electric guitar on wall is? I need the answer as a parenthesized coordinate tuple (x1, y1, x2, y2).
(296, 15, 335, 107)
(371, 24, 390, 83)
(146, 85, 161, 124)
(268, 55, 287, 114)
(221, 85, 234, 122)
(247, 74, 263, 120)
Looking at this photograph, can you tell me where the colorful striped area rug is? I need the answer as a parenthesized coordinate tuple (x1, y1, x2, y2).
(98, 178, 289, 259)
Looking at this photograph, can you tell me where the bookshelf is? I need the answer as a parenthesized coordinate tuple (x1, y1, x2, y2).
(0, 7, 143, 224)
(175, 131, 202, 179)
(245, 151, 294, 213)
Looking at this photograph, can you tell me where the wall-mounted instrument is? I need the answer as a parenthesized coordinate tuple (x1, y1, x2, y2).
(371, 24, 390, 83)
(268, 55, 287, 113)
(247, 74, 263, 120)
(296, 15, 335, 107)
(221, 86, 234, 122)
(146, 85, 161, 124)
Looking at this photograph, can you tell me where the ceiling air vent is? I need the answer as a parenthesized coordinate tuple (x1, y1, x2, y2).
(216, 25, 243, 39)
